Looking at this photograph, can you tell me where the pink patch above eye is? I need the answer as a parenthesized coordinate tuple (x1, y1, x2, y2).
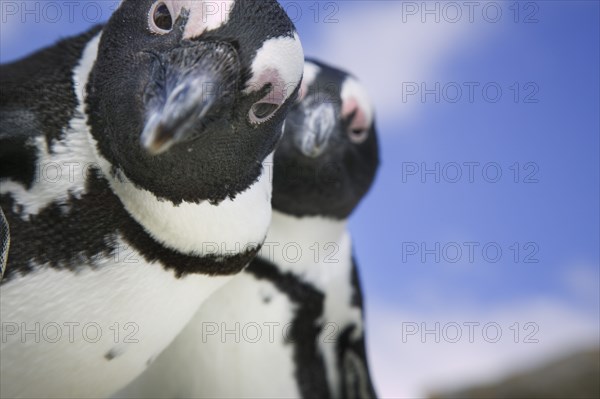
(342, 97, 368, 131)
(248, 68, 287, 105)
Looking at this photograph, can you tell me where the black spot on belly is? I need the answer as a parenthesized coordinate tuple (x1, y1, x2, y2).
(105, 347, 125, 361)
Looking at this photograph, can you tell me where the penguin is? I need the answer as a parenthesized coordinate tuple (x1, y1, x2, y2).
(117, 59, 380, 399)
(0, 1, 304, 398)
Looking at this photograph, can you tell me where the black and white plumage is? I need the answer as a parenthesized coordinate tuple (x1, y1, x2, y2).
(118, 59, 380, 399)
(0, 1, 303, 397)
(0, 206, 8, 279)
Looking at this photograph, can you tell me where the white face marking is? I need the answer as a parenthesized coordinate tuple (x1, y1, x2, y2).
(341, 77, 374, 129)
(299, 61, 321, 101)
(303, 61, 321, 88)
(75, 33, 102, 104)
(245, 33, 304, 106)
(151, 0, 235, 38)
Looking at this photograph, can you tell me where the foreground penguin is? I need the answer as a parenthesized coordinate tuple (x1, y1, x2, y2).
(0, 1, 303, 397)
(118, 59, 379, 399)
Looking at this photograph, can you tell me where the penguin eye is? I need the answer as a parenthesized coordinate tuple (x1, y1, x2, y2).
(348, 128, 369, 144)
(343, 100, 371, 144)
(149, 2, 173, 34)
(250, 102, 279, 124)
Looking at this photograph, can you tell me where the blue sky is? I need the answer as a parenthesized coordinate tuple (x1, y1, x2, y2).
(1, 1, 598, 397)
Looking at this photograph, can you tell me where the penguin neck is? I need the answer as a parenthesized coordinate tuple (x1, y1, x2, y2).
(76, 33, 272, 258)
(268, 211, 348, 246)
(260, 211, 352, 282)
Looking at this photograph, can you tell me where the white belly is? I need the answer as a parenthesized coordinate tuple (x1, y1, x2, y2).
(0, 239, 232, 399)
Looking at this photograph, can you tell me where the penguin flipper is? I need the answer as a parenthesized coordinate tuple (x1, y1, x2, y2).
(338, 258, 378, 399)
(0, 205, 9, 280)
(339, 334, 378, 399)
(0, 109, 40, 277)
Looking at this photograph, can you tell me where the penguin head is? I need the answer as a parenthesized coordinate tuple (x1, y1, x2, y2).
(86, 0, 304, 204)
(273, 59, 380, 220)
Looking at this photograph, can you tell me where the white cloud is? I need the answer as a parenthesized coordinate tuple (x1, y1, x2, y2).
(365, 299, 599, 398)
(309, 2, 498, 125)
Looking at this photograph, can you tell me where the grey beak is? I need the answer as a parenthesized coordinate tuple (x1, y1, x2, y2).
(295, 102, 337, 158)
(140, 42, 239, 156)
(141, 78, 216, 155)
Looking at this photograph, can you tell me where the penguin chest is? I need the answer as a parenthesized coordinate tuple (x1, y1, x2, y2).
(116, 271, 301, 399)
(0, 239, 233, 399)
(194, 273, 301, 398)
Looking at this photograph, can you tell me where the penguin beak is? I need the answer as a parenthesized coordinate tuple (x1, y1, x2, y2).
(141, 78, 217, 155)
(294, 101, 337, 158)
(141, 43, 239, 156)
